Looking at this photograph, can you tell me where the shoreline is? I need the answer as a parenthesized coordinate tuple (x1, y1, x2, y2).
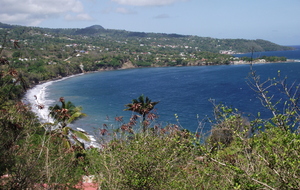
(232, 59, 298, 65)
(24, 62, 138, 106)
(24, 60, 298, 116)
(23, 72, 98, 125)
(26, 58, 298, 91)
(23, 66, 125, 124)
(24, 59, 298, 110)
(22, 60, 298, 149)
(23, 60, 298, 123)
(23, 72, 104, 149)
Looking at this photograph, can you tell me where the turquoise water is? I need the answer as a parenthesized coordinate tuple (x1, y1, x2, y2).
(27, 47, 300, 134)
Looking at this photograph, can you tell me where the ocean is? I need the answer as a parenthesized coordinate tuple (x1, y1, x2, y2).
(24, 46, 300, 134)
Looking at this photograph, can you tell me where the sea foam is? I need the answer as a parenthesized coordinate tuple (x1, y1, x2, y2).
(23, 73, 101, 149)
(23, 74, 84, 123)
(24, 81, 55, 123)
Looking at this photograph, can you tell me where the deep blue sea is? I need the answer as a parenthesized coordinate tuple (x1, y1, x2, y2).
(25, 46, 300, 134)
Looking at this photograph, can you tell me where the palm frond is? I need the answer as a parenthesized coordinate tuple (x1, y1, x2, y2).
(71, 137, 85, 149)
(138, 94, 145, 103)
(65, 101, 75, 109)
(62, 138, 71, 149)
(70, 128, 91, 142)
(62, 127, 71, 135)
(68, 111, 86, 123)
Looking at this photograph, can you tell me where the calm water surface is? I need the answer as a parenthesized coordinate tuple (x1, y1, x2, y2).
(26, 46, 300, 133)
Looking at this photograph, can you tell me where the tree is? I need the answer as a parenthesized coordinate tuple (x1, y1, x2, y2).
(124, 95, 159, 132)
(49, 97, 90, 149)
(12, 51, 21, 58)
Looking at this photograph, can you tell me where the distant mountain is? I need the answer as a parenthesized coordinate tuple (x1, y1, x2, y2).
(87, 25, 105, 30)
(74, 25, 105, 35)
(0, 22, 17, 29)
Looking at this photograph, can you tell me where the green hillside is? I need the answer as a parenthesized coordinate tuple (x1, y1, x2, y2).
(0, 22, 294, 54)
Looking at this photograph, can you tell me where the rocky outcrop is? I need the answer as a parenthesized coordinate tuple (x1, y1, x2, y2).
(121, 61, 136, 69)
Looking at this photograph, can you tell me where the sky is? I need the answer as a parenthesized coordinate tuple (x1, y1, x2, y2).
(1, 0, 300, 45)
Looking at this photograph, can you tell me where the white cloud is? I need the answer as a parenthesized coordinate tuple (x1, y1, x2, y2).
(65, 13, 93, 21)
(111, 0, 188, 6)
(115, 7, 137, 14)
(0, 13, 44, 26)
(0, 0, 91, 26)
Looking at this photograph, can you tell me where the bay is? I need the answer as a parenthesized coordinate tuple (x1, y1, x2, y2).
(26, 46, 300, 134)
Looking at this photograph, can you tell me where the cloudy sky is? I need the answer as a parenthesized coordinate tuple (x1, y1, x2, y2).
(1, 0, 299, 45)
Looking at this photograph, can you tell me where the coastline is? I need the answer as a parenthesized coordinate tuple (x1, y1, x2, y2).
(24, 58, 298, 114)
(23, 64, 133, 123)
(232, 59, 298, 65)
(23, 59, 298, 119)
(23, 72, 104, 149)
(23, 61, 137, 108)
(22, 60, 299, 149)
(24, 73, 85, 122)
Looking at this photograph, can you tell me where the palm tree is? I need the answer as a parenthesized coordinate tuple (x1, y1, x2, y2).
(49, 97, 90, 149)
(124, 95, 159, 132)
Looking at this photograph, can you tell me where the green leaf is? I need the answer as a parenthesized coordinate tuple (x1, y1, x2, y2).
(70, 128, 91, 142)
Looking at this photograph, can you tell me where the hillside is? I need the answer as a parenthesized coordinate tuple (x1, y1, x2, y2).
(41, 25, 294, 53)
(0, 22, 294, 86)
(0, 22, 294, 53)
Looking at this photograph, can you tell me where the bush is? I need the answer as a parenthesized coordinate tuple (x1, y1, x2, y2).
(87, 127, 206, 189)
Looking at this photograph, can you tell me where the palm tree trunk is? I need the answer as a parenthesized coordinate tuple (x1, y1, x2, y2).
(142, 114, 146, 132)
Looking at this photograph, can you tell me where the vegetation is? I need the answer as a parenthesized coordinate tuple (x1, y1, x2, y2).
(0, 46, 87, 189)
(0, 22, 294, 85)
(0, 22, 299, 189)
(124, 94, 159, 132)
(2, 63, 300, 189)
(239, 55, 287, 63)
(48, 97, 90, 149)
